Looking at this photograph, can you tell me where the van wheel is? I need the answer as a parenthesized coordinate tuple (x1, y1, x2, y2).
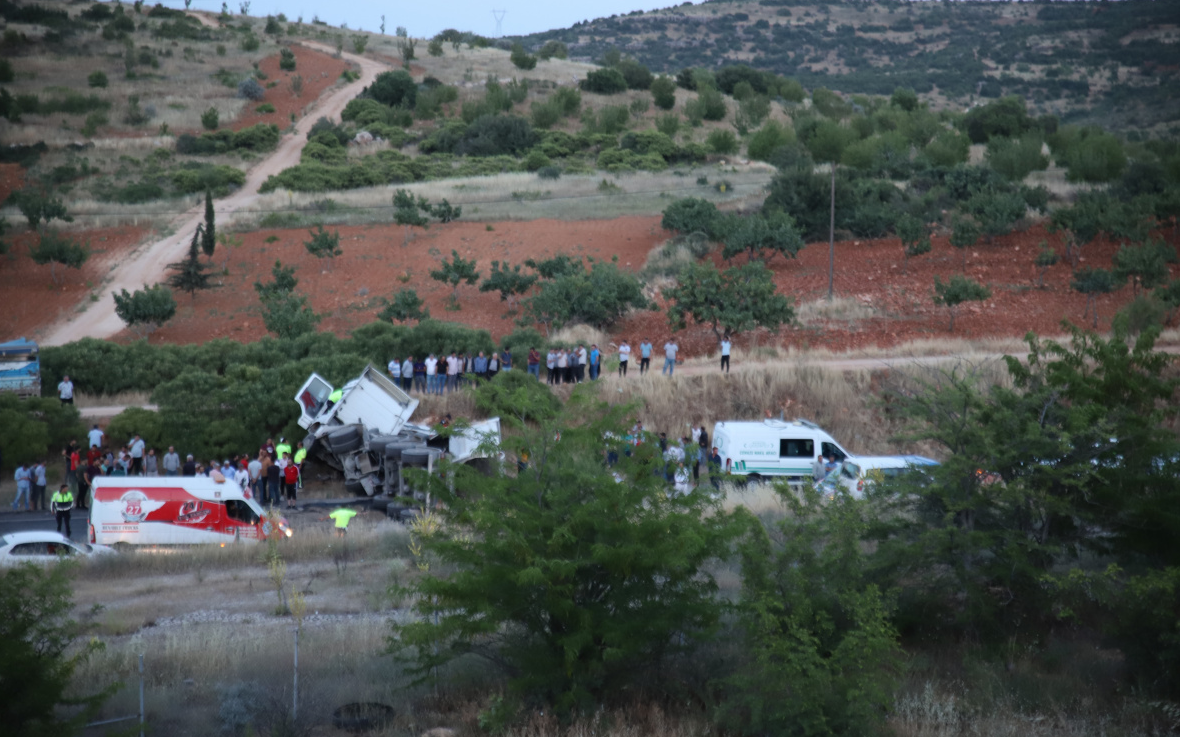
(746, 474, 762, 487)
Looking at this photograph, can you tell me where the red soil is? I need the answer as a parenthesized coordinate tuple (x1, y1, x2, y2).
(228, 44, 351, 132)
(0, 163, 24, 204)
(0, 225, 150, 341)
(104, 217, 1177, 355)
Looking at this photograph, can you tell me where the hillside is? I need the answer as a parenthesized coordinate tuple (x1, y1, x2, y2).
(512, 0, 1180, 133)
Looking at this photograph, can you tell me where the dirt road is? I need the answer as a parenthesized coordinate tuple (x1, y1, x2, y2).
(40, 41, 390, 347)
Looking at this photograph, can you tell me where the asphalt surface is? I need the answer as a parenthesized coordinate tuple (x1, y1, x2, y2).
(0, 509, 88, 542)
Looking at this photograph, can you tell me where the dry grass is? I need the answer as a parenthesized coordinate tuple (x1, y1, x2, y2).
(234, 165, 775, 229)
(795, 295, 880, 324)
(74, 390, 154, 409)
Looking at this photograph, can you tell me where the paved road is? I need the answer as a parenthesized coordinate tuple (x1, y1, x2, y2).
(0, 510, 87, 542)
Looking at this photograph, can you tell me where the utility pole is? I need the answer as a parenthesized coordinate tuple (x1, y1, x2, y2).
(827, 163, 835, 300)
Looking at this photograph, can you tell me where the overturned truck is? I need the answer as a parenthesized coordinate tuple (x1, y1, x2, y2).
(294, 365, 500, 499)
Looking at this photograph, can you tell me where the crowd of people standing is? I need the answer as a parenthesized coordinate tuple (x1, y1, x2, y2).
(382, 337, 722, 393)
(10, 426, 307, 514)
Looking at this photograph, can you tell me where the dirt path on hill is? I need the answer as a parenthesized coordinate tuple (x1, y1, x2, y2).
(40, 41, 390, 347)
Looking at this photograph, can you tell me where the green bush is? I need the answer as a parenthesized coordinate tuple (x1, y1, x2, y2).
(986, 133, 1048, 181)
(662, 197, 718, 236)
(579, 68, 628, 95)
(706, 128, 739, 155)
(582, 104, 630, 135)
(524, 258, 648, 331)
(200, 106, 219, 130)
(363, 70, 417, 108)
(746, 120, 796, 162)
(455, 115, 538, 157)
(650, 75, 676, 110)
(87, 70, 108, 88)
(279, 47, 296, 71)
(171, 163, 246, 195)
(256, 102, 275, 113)
(686, 86, 727, 122)
(472, 368, 560, 423)
(615, 58, 653, 90)
(106, 406, 167, 451)
(717, 489, 901, 737)
(0, 394, 84, 467)
(509, 43, 536, 71)
(106, 180, 165, 204)
(962, 95, 1034, 143)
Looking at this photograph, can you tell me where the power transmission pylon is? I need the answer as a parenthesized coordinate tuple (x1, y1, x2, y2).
(492, 9, 506, 38)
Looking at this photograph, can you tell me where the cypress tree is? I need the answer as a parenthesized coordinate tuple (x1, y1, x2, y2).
(167, 225, 213, 300)
(201, 189, 216, 260)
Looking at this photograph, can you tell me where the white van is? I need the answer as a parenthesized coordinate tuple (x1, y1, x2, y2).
(820, 455, 940, 498)
(712, 418, 851, 482)
(90, 476, 291, 546)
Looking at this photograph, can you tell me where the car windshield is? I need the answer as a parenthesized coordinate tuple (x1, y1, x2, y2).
(842, 462, 860, 479)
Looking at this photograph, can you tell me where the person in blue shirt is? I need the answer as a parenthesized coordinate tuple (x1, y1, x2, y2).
(501, 349, 512, 372)
(639, 339, 653, 374)
(589, 344, 601, 380)
(474, 351, 489, 380)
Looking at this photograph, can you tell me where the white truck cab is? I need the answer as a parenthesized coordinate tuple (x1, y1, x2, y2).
(713, 418, 850, 482)
(294, 364, 501, 497)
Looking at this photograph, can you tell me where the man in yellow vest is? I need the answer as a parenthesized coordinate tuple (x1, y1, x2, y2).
(328, 506, 358, 537)
(325, 387, 343, 411)
(292, 441, 307, 490)
(51, 484, 75, 537)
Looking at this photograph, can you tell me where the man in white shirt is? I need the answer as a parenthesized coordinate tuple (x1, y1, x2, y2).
(87, 424, 105, 449)
(446, 352, 460, 392)
(129, 434, 146, 476)
(617, 341, 631, 377)
(58, 375, 74, 405)
(424, 354, 439, 395)
(162, 446, 181, 476)
(401, 357, 413, 392)
(388, 358, 401, 386)
(662, 340, 679, 376)
(720, 335, 732, 374)
(546, 349, 557, 385)
(576, 345, 588, 383)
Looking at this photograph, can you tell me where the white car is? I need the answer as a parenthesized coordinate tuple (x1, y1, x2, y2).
(0, 531, 115, 566)
(821, 455, 939, 498)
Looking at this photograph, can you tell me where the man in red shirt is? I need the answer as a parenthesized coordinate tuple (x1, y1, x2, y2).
(527, 346, 541, 380)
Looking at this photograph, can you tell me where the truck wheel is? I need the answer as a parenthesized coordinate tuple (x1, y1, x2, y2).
(383, 443, 414, 461)
(369, 496, 392, 513)
(401, 449, 431, 467)
(368, 435, 400, 455)
(329, 428, 364, 454)
(343, 480, 366, 496)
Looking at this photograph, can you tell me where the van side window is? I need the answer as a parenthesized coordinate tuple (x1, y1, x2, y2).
(779, 438, 814, 458)
(821, 442, 846, 462)
(226, 500, 260, 525)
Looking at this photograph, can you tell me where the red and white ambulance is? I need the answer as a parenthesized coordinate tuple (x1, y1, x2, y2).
(89, 476, 291, 546)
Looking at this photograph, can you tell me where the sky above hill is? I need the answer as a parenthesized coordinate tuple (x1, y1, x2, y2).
(183, 0, 698, 40)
